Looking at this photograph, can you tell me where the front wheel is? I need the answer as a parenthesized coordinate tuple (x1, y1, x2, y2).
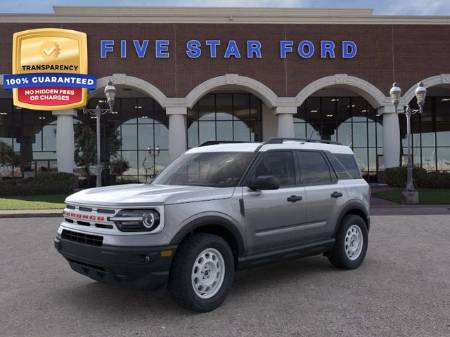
(168, 233, 235, 312)
(328, 215, 368, 269)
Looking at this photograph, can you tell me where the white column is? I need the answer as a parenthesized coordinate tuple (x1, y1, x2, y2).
(275, 106, 296, 138)
(381, 106, 401, 169)
(166, 106, 187, 162)
(52, 109, 76, 173)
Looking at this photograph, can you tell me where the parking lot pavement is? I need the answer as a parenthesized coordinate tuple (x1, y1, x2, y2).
(0, 216, 449, 337)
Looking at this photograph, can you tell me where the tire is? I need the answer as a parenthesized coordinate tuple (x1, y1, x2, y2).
(328, 214, 368, 270)
(168, 233, 235, 312)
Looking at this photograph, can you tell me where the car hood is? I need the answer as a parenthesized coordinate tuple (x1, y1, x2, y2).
(65, 184, 235, 207)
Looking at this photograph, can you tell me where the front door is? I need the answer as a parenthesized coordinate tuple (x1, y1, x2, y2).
(242, 151, 307, 253)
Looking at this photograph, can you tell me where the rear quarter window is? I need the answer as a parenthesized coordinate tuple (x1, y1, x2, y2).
(329, 153, 362, 179)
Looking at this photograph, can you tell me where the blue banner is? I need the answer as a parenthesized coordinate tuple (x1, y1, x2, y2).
(3, 73, 97, 90)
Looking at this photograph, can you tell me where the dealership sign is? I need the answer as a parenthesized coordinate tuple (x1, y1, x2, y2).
(100, 39, 358, 59)
(3, 28, 96, 111)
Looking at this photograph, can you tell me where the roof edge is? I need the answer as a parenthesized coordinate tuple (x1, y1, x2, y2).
(51, 6, 375, 17)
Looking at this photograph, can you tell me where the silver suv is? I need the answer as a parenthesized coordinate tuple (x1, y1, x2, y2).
(55, 138, 370, 312)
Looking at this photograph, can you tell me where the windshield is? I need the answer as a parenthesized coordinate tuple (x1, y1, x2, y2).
(153, 152, 256, 187)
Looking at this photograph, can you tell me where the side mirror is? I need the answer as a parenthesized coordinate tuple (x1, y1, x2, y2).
(248, 175, 280, 190)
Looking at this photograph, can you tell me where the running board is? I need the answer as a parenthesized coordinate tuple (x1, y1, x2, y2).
(237, 239, 335, 270)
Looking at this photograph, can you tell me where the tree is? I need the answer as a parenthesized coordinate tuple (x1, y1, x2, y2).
(74, 123, 96, 176)
(0, 141, 19, 166)
(74, 121, 123, 178)
(0, 141, 20, 179)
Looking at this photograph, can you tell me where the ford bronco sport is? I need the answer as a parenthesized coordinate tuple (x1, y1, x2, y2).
(55, 138, 370, 312)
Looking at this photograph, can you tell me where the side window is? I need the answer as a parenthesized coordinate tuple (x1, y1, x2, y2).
(335, 154, 362, 179)
(327, 154, 352, 180)
(297, 151, 333, 186)
(252, 151, 296, 187)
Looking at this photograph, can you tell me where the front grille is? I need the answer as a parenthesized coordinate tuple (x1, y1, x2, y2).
(61, 229, 103, 246)
(76, 221, 90, 226)
(95, 223, 113, 229)
(97, 208, 115, 214)
(63, 205, 117, 230)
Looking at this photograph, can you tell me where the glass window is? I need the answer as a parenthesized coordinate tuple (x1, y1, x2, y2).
(154, 123, 169, 149)
(120, 124, 137, 150)
(198, 94, 215, 121)
(305, 97, 321, 121)
(297, 151, 332, 185)
(216, 121, 233, 141)
(352, 121, 368, 148)
(335, 153, 361, 179)
(188, 122, 199, 148)
(306, 123, 320, 140)
(121, 99, 138, 124)
(199, 121, 216, 144)
(253, 151, 296, 187)
(327, 154, 352, 180)
(353, 148, 368, 174)
(337, 122, 352, 146)
(234, 94, 250, 120)
(154, 152, 255, 187)
(187, 93, 262, 148)
(422, 147, 436, 171)
(294, 122, 307, 139)
(437, 147, 450, 171)
(82, 96, 169, 180)
(436, 97, 450, 146)
(138, 124, 154, 149)
(336, 97, 351, 121)
(120, 150, 138, 176)
(234, 121, 250, 140)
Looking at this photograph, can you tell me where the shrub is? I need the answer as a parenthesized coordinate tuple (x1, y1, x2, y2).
(415, 171, 450, 189)
(385, 167, 450, 189)
(0, 172, 77, 196)
(110, 158, 130, 176)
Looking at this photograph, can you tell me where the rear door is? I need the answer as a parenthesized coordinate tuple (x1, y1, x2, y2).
(296, 150, 345, 242)
(242, 150, 307, 253)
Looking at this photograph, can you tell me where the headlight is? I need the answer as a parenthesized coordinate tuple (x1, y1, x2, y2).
(111, 209, 161, 233)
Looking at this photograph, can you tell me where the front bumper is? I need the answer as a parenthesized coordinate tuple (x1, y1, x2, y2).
(54, 235, 176, 289)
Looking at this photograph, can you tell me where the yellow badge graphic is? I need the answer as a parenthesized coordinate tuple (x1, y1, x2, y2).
(3, 28, 96, 111)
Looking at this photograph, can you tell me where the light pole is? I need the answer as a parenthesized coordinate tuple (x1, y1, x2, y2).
(83, 80, 116, 187)
(389, 81, 427, 203)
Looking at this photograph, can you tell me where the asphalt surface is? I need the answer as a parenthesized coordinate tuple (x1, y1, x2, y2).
(0, 216, 449, 337)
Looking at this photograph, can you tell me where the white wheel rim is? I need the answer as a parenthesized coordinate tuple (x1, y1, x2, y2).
(345, 225, 363, 261)
(191, 248, 225, 299)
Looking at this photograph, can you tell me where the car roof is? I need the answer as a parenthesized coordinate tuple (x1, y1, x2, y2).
(187, 140, 354, 155)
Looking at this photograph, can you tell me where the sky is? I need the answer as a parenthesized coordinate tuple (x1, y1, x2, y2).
(1, 0, 450, 15)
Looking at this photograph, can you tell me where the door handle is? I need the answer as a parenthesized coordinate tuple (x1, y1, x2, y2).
(287, 195, 302, 202)
(331, 191, 343, 198)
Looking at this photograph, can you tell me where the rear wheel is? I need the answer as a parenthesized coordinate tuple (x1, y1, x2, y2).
(328, 215, 368, 269)
(168, 233, 234, 312)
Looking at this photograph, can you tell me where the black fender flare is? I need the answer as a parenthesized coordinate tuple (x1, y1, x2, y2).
(170, 215, 246, 256)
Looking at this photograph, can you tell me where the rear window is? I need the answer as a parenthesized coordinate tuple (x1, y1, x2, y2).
(329, 153, 362, 179)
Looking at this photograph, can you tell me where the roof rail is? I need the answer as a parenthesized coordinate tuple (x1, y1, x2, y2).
(255, 137, 342, 152)
(199, 140, 245, 147)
